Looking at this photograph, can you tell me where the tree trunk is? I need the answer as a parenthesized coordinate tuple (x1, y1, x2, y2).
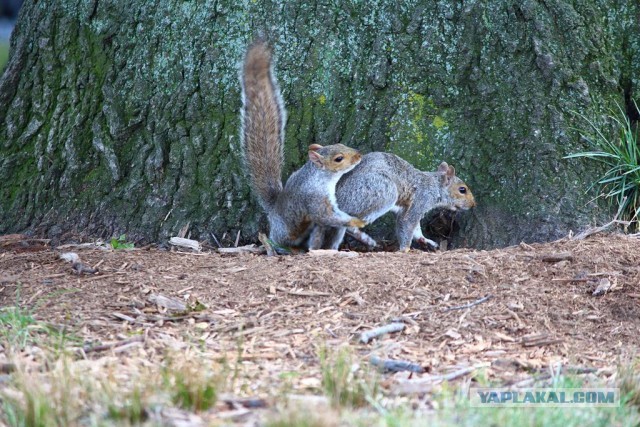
(0, 0, 638, 248)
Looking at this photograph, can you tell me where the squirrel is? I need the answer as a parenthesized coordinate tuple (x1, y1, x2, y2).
(240, 39, 367, 249)
(308, 153, 476, 252)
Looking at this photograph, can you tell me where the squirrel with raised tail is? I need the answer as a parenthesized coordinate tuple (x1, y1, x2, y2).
(240, 39, 366, 248)
(309, 153, 476, 252)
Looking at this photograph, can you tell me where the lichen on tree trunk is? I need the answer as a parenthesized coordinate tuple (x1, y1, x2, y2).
(0, 0, 638, 248)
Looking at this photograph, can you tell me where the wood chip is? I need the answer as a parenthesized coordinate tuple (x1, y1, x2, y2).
(148, 294, 187, 312)
(218, 244, 265, 254)
(275, 287, 331, 297)
(442, 295, 492, 312)
(592, 278, 612, 296)
(308, 249, 359, 258)
(169, 237, 201, 252)
(521, 333, 563, 347)
(540, 252, 574, 263)
(81, 335, 145, 354)
(258, 233, 277, 256)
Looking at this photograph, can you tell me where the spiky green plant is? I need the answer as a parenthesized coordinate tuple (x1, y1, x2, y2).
(565, 101, 640, 230)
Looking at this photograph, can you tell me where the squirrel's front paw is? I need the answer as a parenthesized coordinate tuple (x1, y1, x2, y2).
(347, 218, 367, 228)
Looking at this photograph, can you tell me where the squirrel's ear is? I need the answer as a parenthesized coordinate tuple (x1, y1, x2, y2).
(438, 162, 455, 185)
(437, 162, 449, 174)
(308, 144, 323, 152)
(308, 150, 325, 168)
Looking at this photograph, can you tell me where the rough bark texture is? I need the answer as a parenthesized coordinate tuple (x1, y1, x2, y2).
(0, 0, 638, 248)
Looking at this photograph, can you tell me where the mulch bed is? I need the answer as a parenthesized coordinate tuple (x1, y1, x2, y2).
(1, 232, 639, 414)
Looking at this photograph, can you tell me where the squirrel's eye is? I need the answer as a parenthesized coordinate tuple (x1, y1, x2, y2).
(459, 187, 467, 194)
(334, 156, 344, 163)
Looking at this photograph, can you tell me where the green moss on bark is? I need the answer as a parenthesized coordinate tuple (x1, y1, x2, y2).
(0, 0, 637, 248)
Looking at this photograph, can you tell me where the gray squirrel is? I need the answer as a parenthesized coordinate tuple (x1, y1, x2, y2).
(309, 153, 476, 251)
(240, 39, 366, 248)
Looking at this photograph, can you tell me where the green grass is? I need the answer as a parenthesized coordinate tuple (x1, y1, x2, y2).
(162, 356, 227, 412)
(0, 305, 38, 350)
(0, 300, 79, 353)
(2, 360, 80, 427)
(319, 346, 379, 409)
(425, 386, 640, 427)
(0, 42, 8, 71)
(1, 335, 639, 426)
(266, 409, 339, 427)
(106, 387, 149, 424)
(409, 373, 640, 427)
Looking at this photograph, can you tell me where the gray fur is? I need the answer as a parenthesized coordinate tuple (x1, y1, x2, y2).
(240, 40, 365, 249)
(270, 151, 361, 247)
(311, 152, 476, 251)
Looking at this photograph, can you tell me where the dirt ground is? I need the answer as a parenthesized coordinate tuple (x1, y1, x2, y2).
(1, 232, 640, 422)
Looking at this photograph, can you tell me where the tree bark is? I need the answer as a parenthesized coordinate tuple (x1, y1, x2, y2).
(0, 0, 638, 248)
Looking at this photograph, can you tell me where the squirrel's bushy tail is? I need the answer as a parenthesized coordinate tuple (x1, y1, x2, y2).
(240, 39, 286, 211)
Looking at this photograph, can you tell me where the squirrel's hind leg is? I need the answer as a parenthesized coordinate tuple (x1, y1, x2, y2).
(322, 227, 347, 250)
(412, 224, 438, 249)
(308, 225, 326, 250)
(396, 210, 423, 252)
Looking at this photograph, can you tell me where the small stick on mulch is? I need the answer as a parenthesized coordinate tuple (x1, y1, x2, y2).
(394, 363, 489, 394)
(551, 277, 592, 283)
(210, 232, 222, 248)
(443, 295, 492, 312)
(521, 333, 563, 347)
(507, 366, 596, 388)
(148, 293, 187, 312)
(360, 322, 405, 344)
(308, 249, 359, 258)
(562, 366, 598, 375)
(369, 356, 424, 373)
(258, 233, 278, 256)
(540, 252, 574, 263)
(81, 273, 125, 282)
(221, 396, 269, 409)
(169, 237, 202, 252)
(80, 335, 145, 355)
(218, 244, 265, 254)
(432, 365, 482, 382)
(275, 287, 331, 297)
(572, 219, 631, 240)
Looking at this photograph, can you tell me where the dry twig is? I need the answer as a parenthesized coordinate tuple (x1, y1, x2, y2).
(369, 356, 424, 373)
(443, 295, 492, 312)
(81, 335, 145, 354)
(540, 252, 574, 263)
(572, 219, 631, 240)
(360, 323, 405, 344)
